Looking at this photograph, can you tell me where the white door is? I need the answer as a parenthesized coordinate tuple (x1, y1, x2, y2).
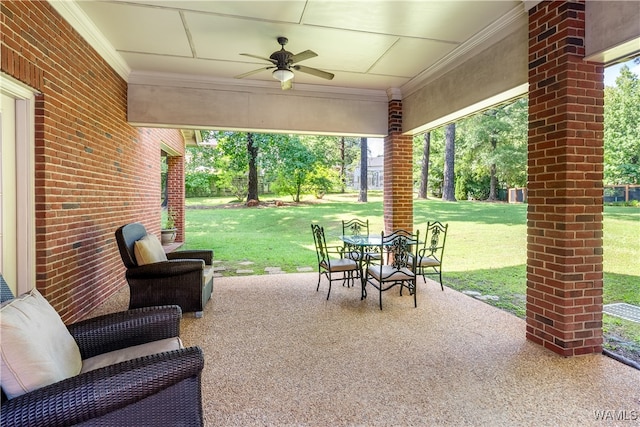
(0, 73, 36, 296)
(0, 92, 18, 290)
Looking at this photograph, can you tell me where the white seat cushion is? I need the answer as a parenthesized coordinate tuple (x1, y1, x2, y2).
(417, 256, 440, 267)
(81, 337, 183, 373)
(0, 289, 82, 399)
(134, 233, 168, 265)
(203, 265, 214, 287)
(367, 265, 415, 281)
(321, 258, 358, 272)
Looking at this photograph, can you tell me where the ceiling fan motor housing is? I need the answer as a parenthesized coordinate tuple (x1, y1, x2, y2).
(236, 36, 332, 86)
(270, 48, 293, 69)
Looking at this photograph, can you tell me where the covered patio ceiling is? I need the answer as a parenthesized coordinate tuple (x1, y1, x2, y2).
(51, 1, 639, 136)
(66, 0, 521, 92)
(52, 0, 532, 136)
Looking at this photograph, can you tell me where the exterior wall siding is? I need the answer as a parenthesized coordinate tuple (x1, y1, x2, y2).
(527, 0, 604, 356)
(1, 0, 185, 322)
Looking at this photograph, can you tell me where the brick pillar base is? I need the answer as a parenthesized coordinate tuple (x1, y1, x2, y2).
(527, 0, 604, 356)
(167, 156, 185, 242)
(383, 98, 413, 233)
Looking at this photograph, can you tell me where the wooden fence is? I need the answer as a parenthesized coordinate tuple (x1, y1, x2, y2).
(604, 185, 640, 203)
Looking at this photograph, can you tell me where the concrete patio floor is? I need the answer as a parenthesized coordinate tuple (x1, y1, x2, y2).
(94, 272, 640, 426)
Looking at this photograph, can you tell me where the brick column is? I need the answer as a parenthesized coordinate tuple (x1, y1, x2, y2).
(383, 93, 413, 233)
(166, 156, 185, 242)
(527, 1, 604, 356)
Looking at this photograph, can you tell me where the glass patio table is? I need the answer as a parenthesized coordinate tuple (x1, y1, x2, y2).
(339, 234, 420, 301)
(338, 234, 386, 301)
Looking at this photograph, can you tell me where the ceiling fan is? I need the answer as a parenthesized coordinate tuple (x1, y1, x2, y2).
(235, 36, 334, 90)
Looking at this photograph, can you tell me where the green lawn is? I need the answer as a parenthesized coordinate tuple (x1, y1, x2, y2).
(183, 193, 640, 358)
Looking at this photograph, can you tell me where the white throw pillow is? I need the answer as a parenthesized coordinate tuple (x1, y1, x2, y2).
(0, 288, 82, 399)
(134, 233, 168, 265)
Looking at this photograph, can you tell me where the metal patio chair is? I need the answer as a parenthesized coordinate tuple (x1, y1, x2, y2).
(414, 221, 448, 290)
(341, 218, 382, 264)
(311, 224, 361, 300)
(364, 229, 420, 310)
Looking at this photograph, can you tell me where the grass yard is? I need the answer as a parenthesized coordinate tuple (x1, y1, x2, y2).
(183, 193, 640, 363)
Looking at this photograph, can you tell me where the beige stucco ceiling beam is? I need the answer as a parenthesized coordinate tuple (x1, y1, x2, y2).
(128, 78, 389, 137)
(402, 23, 528, 135)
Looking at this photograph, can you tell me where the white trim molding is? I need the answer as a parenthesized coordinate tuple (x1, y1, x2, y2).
(0, 72, 38, 295)
(48, 0, 130, 80)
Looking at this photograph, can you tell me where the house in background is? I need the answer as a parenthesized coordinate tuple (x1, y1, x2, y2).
(349, 156, 384, 191)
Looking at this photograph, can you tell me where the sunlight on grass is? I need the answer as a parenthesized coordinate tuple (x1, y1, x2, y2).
(183, 193, 639, 353)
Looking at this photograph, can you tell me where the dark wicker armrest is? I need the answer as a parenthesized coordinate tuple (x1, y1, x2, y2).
(0, 347, 204, 427)
(168, 249, 213, 264)
(126, 259, 205, 280)
(68, 305, 182, 359)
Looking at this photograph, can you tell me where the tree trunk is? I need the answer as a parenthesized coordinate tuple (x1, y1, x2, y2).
(442, 124, 457, 201)
(246, 133, 259, 202)
(488, 136, 497, 201)
(418, 132, 431, 199)
(340, 136, 346, 193)
(358, 137, 368, 202)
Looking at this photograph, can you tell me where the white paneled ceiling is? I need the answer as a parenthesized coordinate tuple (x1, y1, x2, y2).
(73, 0, 522, 92)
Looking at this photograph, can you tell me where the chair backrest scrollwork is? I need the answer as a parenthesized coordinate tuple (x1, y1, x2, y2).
(377, 229, 420, 279)
(422, 221, 448, 261)
(311, 224, 330, 265)
(342, 218, 369, 237)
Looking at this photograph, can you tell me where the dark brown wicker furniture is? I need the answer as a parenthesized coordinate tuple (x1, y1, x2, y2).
(115, 222, 214, 317)
(0, 300, 205, 427)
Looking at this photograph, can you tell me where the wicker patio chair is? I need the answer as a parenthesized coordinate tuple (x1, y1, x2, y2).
(1, 278, 204, 427)
(115, 222, 214, 317)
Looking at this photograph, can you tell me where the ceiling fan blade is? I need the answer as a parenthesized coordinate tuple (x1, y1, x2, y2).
(281, 79, 293, 90)
(234, 66, 273, 79)
(240, 53, 277, 64)
(293, 65, 334, 80)
(289, 50, 317, 64)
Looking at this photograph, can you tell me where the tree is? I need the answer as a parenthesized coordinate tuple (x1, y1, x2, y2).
(246, 133, 259, 201)
(184, 144, 217, 197)
(269, 135, 317, 202)
(418, 132, 431, 199)
(359, 137, 368, 202)
(340, 137, 346, 192)
(604, 65, 640, 184)
(454, 97, 528, 200)
(442, 123, 457, 201)
(211, 132, 252, 200)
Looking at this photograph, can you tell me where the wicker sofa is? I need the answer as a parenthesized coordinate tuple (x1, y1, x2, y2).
(0, 277, 205, 427)
(115, 222, 214, 317)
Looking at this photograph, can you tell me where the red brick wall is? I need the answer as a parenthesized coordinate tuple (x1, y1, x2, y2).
(167, 155, 185, 242)
(1, 1, 185, 322)
(383, 100, 413, 233)
(527, 0, 604, 356)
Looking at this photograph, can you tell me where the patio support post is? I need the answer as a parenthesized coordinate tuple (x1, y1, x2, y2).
(526, 0, 604, 356)
(383, 90, 413, 233)
(166, 155, 185, 242)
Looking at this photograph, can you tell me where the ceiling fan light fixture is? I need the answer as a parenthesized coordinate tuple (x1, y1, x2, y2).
(272, 68, 294, 82)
